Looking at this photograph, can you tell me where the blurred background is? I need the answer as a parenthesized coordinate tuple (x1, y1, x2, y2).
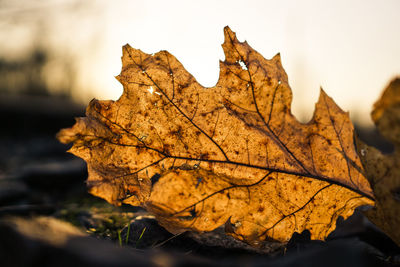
(1, 0, 399, 125)
(1, 1, 400, 265)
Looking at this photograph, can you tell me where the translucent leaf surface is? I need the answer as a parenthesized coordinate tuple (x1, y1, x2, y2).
(58, 27, 374, 245)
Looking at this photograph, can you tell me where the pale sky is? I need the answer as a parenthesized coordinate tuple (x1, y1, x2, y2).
(1, 0, 400, 126)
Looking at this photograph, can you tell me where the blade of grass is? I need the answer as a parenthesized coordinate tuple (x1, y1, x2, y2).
(118, 230, 122, 246)
(135, 227, 146, 248)
(125, 223, 131, 245)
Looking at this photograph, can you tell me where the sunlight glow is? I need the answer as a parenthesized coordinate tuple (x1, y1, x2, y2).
(147, 86, 154, 95)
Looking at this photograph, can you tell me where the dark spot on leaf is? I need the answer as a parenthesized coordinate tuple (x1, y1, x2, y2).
(392, 188, 400, 202)
(190, 208, 197, 217)
(151, 173, 161, 186)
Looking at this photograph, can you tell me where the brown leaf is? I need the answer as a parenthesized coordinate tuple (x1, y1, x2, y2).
(357, 78, 400, 246)
(57, 26, 374, 245)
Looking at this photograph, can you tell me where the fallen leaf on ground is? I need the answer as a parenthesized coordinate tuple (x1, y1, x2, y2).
(58, 26, 374, 245)
(357, 78, 400, 246)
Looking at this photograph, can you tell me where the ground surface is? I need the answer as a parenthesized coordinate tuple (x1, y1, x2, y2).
(0, 94, 399, 267)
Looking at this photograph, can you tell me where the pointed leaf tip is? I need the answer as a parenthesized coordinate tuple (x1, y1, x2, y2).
(223, 26, 237, 43)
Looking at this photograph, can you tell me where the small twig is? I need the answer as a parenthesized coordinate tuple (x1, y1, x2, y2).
(152, 231, 185, 249)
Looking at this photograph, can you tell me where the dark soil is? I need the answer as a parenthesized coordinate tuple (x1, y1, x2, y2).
(0, 94, 398, 267)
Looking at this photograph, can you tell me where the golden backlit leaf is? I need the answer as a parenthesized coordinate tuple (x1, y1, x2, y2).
(371, 78, 400, 123)
(57, 26, 374, 245)
(357, 78, 400, 246)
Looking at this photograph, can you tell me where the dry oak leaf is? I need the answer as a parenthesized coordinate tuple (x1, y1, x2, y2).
(58, 26, 374, 245)
(357, 78, 400, 246)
